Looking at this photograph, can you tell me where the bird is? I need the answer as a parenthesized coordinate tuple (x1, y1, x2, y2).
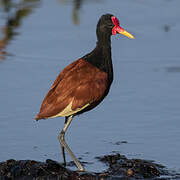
(35, 14, 134, 171)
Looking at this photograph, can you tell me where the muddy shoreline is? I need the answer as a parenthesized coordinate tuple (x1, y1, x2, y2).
(0, 153, 179, 180)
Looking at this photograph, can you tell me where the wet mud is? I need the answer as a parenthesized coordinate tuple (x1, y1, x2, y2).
(0, 153, 179, 180)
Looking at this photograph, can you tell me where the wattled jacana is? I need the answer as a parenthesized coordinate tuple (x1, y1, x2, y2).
(35, 14, 134, 171)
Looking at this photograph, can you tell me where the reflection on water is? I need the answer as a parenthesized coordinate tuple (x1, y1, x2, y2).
(58, 0, 103, 25)
(72, 0, 82, 25)
(166, 66, 180, 73)
(0, 0, 40, 60)
(0, 0, 103, 60)
(163, 24, 171, 32)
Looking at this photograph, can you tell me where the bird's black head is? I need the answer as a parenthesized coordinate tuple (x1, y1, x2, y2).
(96, 14, 134, 39)
(96, 14, 114, 36)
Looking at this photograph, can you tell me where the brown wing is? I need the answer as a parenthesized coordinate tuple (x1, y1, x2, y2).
(35, 59, 108, 120)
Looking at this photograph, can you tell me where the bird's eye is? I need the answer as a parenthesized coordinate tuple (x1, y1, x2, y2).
(106, 22, 113, 28)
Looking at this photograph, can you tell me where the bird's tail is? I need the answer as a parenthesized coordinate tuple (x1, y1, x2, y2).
(34, 114, 42, 121)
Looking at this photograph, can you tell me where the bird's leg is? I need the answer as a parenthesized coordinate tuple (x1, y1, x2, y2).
(58, 115, 85, 171)
(61, 117, 68, 166)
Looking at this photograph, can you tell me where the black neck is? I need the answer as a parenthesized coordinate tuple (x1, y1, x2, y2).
(82, 34, 113, 85)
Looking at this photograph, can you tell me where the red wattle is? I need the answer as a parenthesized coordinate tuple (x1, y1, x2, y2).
(111, 16, 125, 35)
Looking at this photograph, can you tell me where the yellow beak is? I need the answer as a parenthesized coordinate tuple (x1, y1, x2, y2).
(115, 26, 135, 39)
(118, 29, 135, 39)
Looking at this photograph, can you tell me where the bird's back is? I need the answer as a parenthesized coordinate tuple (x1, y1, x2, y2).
(35, 59, 108, 120)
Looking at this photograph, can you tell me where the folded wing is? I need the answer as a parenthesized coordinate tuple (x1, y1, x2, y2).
(35, 59, 108, 120)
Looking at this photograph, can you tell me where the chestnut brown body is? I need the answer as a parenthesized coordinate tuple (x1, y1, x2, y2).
(35, 59, 108, 120)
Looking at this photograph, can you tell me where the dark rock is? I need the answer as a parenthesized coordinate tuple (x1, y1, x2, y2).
(0, 153, 179, 180)
(96, 153, 170, 179)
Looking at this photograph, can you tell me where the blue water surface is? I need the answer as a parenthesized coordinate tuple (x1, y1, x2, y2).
(0, 0, 180, 172)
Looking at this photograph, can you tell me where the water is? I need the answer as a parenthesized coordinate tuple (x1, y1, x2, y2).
(0, 0, 180, 172)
